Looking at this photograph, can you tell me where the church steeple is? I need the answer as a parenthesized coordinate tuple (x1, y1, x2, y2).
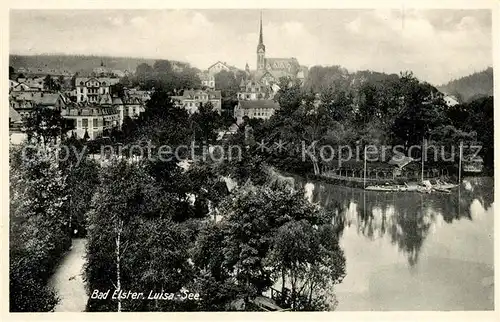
(258, 12, 264, 48)
(256, 11, 266, 71)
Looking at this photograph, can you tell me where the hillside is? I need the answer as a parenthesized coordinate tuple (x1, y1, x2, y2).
(9, 54, 189, 75)
(437, 67, 493, 103)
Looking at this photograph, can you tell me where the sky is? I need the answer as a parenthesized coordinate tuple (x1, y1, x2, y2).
(10, 9, 492, 85)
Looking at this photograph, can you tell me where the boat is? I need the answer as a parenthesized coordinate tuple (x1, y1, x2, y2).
(365, 185, 408, 192)
(432, 179, 459, 190)
(434, 187, 452, 194)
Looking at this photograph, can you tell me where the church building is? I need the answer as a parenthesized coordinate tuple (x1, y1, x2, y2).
(252, 13, 308, 85)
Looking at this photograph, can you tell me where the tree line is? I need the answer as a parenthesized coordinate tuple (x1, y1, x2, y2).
(246, 72, 493, 175)
(120, 60, 201, 94)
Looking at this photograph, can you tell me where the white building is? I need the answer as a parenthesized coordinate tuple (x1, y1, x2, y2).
(75, 77, 120, 103)
(444, 95, 460, 107)
(171, 89, 222, 114)
(198, 72, 215, 89)
(234, 100, 279, 124)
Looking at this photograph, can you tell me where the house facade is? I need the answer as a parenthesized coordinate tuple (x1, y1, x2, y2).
(17, 76, 44, 91)
(198, 72, 215, 89)
(234, 100, 279, 124)
(9, 105, 26, 145)
(207, 61, 239, 76)
(172, 89, 222, 114)
(237, 79, 269, 100)
(112, 97, 145, 126)
(75, 76, 121, 103)
(9, 92, 68, 118)
(63, 104, 120, 140)
(444, 95, 460, 107)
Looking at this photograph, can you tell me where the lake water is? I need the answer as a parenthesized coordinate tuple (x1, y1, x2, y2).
(299, 176, 494, 311)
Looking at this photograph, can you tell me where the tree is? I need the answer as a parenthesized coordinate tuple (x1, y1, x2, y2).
(24, 107, 74, 144)
(214, 70, 245, 98)
(302, 65, 349, 93)
(190, 102, 222, 144)
(10, 142, 71, 311)
(110, 83, 126, 98)
(191, 222, 242, 311)
(136, 63, 153, 80)
(59, 137, 100, 237)
(274, 77, 303, 115)
(267, 220, 345, 310)
(43, 75, 60, 91)
(57, 75, 65, 89)
(9, 66, 15, 79)
(71, 72, 79, 88)
(84, 160, 194, 312)
(217, 183, 346, 310)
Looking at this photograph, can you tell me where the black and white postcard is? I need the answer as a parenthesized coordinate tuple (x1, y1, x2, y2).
(4, 1, 498, 321)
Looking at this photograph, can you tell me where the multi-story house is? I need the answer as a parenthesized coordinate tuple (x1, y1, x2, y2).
(207, 61, 240, 76)
(233, 100, 279, 124)
(17, 76, 44, 91)
(75, 76, 120, 103)
(237, 79, 270, 100)
(198, 72, 215, 89)
(9, 80, 33, 92)
(112, 96, 145, 126)
(9, 92, 68, 118)
(62, 104, 120, 140)
(9, 105, 26, 145)
(171, 89, 222, 114)
(126, 88, 152, 104)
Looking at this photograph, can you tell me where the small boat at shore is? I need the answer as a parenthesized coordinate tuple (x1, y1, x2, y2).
(365, 185, 408, 192)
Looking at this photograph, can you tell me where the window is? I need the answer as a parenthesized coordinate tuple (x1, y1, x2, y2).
(82, 118, 88, 129)
(93, 118, 98, 128)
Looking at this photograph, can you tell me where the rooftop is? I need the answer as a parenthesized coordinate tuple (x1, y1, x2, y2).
(238, 100, 280, 110)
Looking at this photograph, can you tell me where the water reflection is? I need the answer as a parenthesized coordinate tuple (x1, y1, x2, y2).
(302, 177, 494, 267)
(298, 176, 494, 310)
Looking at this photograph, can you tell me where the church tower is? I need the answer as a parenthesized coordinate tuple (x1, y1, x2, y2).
(256, 12, 266, 71)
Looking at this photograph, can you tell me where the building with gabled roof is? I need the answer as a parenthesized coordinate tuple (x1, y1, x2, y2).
(207, 61, 240, 76)
(238, 78, 271, 101)
(62, 103, 120, 140)
(75, 76, 120, 103)
(234, 99, 280, 124)
(9, 91, 68, 118)
(171, 89, 222, 114)
(9, 105, 26, 145)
